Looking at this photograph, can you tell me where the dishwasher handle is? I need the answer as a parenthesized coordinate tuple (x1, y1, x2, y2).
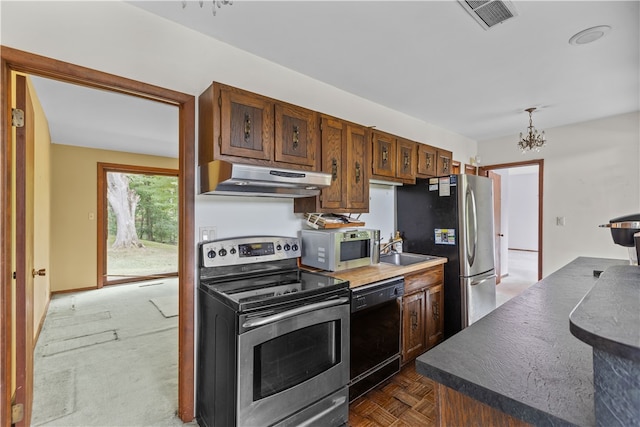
(242, 297, 349, 329)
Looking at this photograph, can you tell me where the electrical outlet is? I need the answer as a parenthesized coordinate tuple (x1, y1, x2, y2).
(200, 227, 217, 242)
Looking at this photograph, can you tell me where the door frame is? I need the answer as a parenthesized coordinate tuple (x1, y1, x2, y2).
(0, 46, 196, 425)
(479, 159, 543, 281)
(98, 163, 180, 288)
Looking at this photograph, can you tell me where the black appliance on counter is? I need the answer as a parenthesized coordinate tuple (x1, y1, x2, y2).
(600, 213, 640, 265)
(349, 276, 404, 402)
(197, 236, 350, 427)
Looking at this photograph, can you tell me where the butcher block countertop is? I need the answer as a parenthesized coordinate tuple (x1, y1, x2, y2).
(310, 256, 447, 288)
(416, 257, 630, 426)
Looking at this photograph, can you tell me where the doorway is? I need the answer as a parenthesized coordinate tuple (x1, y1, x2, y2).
(0, 47, 195, 425)
(479, 160, 543, 305)
(98, 164, 179, 287)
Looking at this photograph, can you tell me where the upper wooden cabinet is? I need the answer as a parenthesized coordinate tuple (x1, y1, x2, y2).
(416, 144, 453, 178)
(437, 149, 453, 176)
(371, 131, 397, 179)
(417, 144, 437, 177)
(199, 82, 318, 170)
(274, 103, 317, 168)
(294, 116, 369, 213)
(371, 131, 417, 184)
(396, 138, 417, 182)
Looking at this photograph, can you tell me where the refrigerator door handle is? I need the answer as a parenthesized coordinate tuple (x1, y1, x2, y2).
(470, 274, 497, 287)
(465, 186, 478, 267)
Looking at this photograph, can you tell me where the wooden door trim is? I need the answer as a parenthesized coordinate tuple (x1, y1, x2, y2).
(0, 46, 196, 425)
(479, 159, 544, 280)
(97, 163, 179, 288)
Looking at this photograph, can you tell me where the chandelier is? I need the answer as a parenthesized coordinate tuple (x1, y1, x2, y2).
(182, 1, 233, 16)
(518, 107, 546, 153)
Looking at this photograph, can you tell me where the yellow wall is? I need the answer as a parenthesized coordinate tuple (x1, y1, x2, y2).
(30, 75, 52, 340)
(50, 144, 177, 292)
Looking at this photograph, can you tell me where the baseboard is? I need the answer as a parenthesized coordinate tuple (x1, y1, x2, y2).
(34, 296, 51, 348)
(51, 286, 97, 295)
(508, 248, 538, 253)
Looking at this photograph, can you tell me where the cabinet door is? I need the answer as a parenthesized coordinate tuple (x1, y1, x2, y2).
(275, 103, 318, 168)
(402, 292, 426, 363)
(371, 131, 396, 178)
(345, 125, 369, 211)
(319, 116, 346, 210)
(426, 284, 444, 349)
(396, 139, 416, 182)
(417, 144, 437, 177)
(437, 149, 453, 176)
(220, 88, 274, 160)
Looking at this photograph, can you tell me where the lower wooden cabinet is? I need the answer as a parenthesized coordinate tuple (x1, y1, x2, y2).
(426, 283, 444, 349)
(402, 291, 426, 363)
(401, 265, 445, 364)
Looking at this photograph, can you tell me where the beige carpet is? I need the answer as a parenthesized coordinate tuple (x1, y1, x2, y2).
(31, 278, 193, 426)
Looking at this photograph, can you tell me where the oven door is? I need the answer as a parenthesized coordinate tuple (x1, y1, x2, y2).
(237, 299, 349, 427)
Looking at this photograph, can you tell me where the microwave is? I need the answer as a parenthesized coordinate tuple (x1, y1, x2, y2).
(301, 229, 380, 272)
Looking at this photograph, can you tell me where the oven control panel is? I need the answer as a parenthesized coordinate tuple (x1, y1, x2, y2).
(200, 236, 301, 268)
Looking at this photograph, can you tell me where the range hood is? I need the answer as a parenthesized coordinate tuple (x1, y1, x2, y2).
(199, 160, 332, 198)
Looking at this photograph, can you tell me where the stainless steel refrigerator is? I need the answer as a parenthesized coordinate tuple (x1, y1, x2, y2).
(396, 174, 496, 338)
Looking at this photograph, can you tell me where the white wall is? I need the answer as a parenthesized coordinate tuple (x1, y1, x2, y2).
(508, 172, 538, 251)
(0, 1, 475, 247)
(478, 112, 640, 276)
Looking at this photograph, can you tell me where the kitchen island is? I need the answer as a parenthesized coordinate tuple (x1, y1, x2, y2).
(416, 257, 632, 426)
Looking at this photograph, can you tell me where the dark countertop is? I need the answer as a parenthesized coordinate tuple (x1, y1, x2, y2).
(570, 264, 640, 362)
(416, 257, 629, 426)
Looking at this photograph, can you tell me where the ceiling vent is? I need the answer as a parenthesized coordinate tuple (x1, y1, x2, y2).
(458, 0, 519, 30)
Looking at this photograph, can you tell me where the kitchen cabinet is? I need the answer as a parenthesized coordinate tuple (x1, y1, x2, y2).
(294, 115, 369, 213)
(402, 291, 426, 363)
(401, 264, 445, 364)
(396, 138, 417, 183)
(371, 131, 417, 183)
(437, 149, 453, 176)
(371, 130, 397, 179)
(416, 143, 437, 177)
(199, 82, 318, 170)
(426, 283, 444, 348)
(416, 144, 453, 178)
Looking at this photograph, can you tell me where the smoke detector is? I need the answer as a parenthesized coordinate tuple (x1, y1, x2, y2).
(458, 0, 519, 30)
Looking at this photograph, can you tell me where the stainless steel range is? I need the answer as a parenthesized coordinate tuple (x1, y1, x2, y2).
(196, 236, 350, 427)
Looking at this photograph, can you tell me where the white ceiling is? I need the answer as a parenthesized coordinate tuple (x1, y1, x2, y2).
(31, 1, 639, 157)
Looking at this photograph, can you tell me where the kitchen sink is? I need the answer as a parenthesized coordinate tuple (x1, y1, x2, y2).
(379, 252, 438, 266)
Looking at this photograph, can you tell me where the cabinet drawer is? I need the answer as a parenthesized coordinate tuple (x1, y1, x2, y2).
(404, 266, 443, 295)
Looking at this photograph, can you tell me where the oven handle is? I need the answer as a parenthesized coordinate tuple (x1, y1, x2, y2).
(242, 297, 349, 329)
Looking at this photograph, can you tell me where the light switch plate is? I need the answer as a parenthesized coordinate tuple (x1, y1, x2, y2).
(200, 227, 217, 242)
(556, 216, 565, 226)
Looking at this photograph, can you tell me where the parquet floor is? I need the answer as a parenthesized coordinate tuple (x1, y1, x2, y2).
(348, 362, 436, 427)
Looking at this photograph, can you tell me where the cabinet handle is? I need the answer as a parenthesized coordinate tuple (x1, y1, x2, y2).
(292, 125, 299, 150)
(355, 162, 361, 183)
(411, 310, 418, 330)
(243, 113, 251, 142)
(426, 154, 432, 170)
(331, 158, 338, 182)
(432, 300, 439, 322)
(382, 147, 388, 164)
(442, 157, 449, 173)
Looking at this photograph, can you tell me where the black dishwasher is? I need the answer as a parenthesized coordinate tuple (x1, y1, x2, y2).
(349, 276, 404, 402)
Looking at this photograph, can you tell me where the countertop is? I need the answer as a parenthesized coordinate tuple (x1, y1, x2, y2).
(313, 256, 447, 288)
(416, 257, 629, 426)
(569, 264, 640, 362)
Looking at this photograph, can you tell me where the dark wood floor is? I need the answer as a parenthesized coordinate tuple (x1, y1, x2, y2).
(348, 362, 436, 427)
